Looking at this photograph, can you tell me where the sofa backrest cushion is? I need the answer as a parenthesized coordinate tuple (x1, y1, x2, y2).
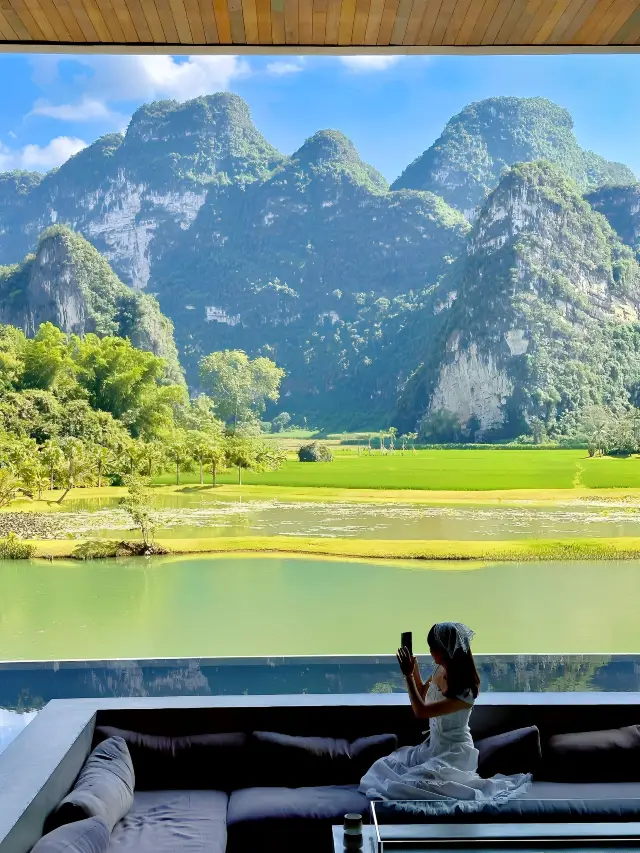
(32, 819, 111, 853)
(476, 726, 541, 779)
(95, 726, 247, 791)
(542, 725, 640, 782)
(249, 731, 398, 786)
(47, 737, 134, 833)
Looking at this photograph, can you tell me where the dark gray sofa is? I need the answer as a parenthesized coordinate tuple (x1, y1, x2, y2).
(32, 717, 640, 853)
(6, 694, 640, 853)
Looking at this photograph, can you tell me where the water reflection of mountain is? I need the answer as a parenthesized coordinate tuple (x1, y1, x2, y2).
(1, 655, 639, 713)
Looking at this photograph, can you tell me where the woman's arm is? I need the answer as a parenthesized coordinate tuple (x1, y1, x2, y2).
(411, 660, 430, 699)
(404, 673, 471, 719)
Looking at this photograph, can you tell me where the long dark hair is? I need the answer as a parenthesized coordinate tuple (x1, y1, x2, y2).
(427, 623, 480, 700)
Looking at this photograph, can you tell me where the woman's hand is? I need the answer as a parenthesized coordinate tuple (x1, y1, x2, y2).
(397, 646, 416, 677)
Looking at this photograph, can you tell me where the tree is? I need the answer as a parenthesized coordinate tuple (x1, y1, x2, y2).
(187, 430, 212, 486)
(298, 442, 333, 462)
(20, 323, 75, 393)
(120, 478, 156, 549)
(419, 410, 464, 443)
(56, 438, 95, 504)
(388, 427, 398, 452)
(165, 432, 192, 486)
(199, 350, 285, 431)
(40, 439, 64, 492)
(137, 441, 166, 479)
(272, 412, 292, 433)
(0, 468, 21, 509)
(225, 436, 286, 485)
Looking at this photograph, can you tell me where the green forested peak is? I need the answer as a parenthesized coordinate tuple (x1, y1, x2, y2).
(392, 96, 636, 213)
(291, 129, 388, 191)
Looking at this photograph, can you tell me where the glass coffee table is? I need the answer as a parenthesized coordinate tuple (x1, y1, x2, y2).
(332, 800, 640, 852)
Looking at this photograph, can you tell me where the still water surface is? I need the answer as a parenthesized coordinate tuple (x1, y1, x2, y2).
(1, 555, 639, 660)
(60, 494, 640, 540)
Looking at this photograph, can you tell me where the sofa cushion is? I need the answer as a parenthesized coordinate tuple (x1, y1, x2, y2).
(476, 726, 541, 778)
(250, 731, 397, 786)
(227, 785, 369, 853)
(95, 726, 247, 791)
(107, 790, 228, 853)
(542, 725, 640, 782)
(49, 738, 134, 832)
(32, 819, 111, 853)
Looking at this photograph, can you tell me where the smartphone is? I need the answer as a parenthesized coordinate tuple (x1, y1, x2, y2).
(401, 631, 413, 656)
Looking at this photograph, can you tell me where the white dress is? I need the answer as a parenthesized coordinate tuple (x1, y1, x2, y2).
(359, 674, 531, 815)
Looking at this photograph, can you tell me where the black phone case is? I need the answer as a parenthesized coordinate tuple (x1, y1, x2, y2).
(401, 632, 413, 656)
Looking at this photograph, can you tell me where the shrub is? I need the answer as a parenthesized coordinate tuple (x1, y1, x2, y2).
(298, 442, 334, 462)
(0, 532, 36, 559)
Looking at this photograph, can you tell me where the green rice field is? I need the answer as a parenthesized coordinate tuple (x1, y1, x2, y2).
(153, 449, 640, 491)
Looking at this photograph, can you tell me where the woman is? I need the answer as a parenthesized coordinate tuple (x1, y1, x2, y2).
(360, 622, 531, 814)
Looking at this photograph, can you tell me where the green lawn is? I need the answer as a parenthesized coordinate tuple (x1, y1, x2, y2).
(154, 448, 614, 491)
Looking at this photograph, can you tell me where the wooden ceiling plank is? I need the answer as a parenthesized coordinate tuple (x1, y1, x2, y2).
(363, 0, 385, 43)
(226, 0, 246, 41)
(377, 0, 400, 43)
(351, 0, 371, 42)
(50, 0, 88, 39)
(390, 0, 413, 42)
(444, 0, 473, 43)
(324, 0, 340, 40)
(271, 0, 285, 42)
(598, 0, 640, 42)
(298, 0, 312, 41)
(570, 0, 613, 39)
(531, 0, 574, 42)
(152, 0, 179, 38)
(0, 0, 32, 37)
(454, 0, 488, 44)
(337, 0, 356, 43)
(469, 0, 500, 42)
(139, 0, 167, 39)
(183, 0, 207, 40)
(616, 4, 640, 40)
(555, 0, 598, 40)
(283, 0, 298, 40)
(255, 0, 272, 41)
(577, 0, 623, 40)
(66, 0, 102, 37)
(494, 0, 527, 42)
(505, 0, 544, 43)
(482, 0, 513, 42)
(5, 0, 45, 37)
(0, 6, 19, 36)
(240, 0, 258, 40)
(168, 0, 194, 40)
(431, 0, 459, 43)
(519, 0, 558, 40)
(123, 0, 154, 39)
(79, 0, 115, 39)
(91, 0, 123, 39)
(416, 0, 445, 44)
(546, 0, 589, 42)
(311, 0, 326, 43)
(22, 0, 60, 39)
(211, 0, 231, 39)
(402, 0, 427, 43)
(109, 0, 141, 39)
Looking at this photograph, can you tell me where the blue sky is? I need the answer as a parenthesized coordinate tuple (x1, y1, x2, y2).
(1, 53, 640, 182)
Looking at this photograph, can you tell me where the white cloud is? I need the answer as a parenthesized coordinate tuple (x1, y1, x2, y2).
(340, 56, 402, 71)
(0, 136, 87, 171)
(265, 59, 304, 76)
(38, 55, 251, 105)
(30, 97, 117, 121)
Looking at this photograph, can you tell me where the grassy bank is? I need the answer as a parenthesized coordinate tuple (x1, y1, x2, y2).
(25, 535, 640, 562)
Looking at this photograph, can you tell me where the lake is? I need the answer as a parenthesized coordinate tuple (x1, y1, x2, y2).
(1, 554, 639, 660)
(52, 494, 640, 541)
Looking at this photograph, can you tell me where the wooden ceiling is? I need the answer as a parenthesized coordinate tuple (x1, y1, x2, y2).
(1, 0, 640, 49)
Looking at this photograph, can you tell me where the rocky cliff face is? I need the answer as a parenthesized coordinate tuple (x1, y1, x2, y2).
(585, 184, 640, 259)
(0, 94, 282, 291)
(397, 162, 640, 435)
(392, 97, 635, 218)
(0, 226, 183, 382)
